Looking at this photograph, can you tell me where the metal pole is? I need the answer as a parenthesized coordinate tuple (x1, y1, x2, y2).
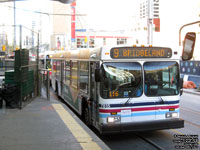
(150, 19, 153, 45)
(39, 70, 41, 96)
(147, 0, 153, 45)
(14, 0, 16, 51)
(19, 25, 22, 50)
(19, 25, 22, 109)
(46, 70, 50, 100)
(37, 33, 39, 96)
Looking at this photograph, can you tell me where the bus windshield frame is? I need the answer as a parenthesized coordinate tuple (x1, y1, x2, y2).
(144, 61, 180, 96)
(100, 62, 143, 99)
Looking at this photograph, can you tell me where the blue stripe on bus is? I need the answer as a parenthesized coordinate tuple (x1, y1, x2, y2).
(99, 110, 179, 118)
(100, 100, 179, 108)
(132, 111, 155, 117)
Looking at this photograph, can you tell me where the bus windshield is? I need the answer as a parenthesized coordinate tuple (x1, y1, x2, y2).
(100, 62, 142, 99)
(144, 61, 179, 96)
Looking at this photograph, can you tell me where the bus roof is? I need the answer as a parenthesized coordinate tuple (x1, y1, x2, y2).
(51, 48, 101, 60)
(51, 45, 177, 61)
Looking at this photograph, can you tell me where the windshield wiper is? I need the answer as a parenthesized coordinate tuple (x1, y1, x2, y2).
(124, 81, 142, 106)
(159, 96, 168, 104)
(124, 97, 131, 106)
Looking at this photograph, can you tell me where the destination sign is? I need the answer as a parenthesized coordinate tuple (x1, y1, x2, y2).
(110, 47, 172, 59)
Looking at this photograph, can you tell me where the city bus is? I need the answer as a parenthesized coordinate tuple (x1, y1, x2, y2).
(39, 51, 56, 70)
(51, 45, 186, 134)
(39, 51, 56, 85)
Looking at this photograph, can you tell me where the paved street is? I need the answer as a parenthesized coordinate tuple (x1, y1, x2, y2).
(179, 92, 200, 136)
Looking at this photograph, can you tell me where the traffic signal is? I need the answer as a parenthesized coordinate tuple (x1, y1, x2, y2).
(2, 45, 6, 51)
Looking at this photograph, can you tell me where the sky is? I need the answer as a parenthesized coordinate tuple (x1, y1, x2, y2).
(76, 0, 200, 58)
(76, 0, 138, 30)
(0, 0, 53, 46)
(14, 0, 51, 27)
(1, 0, 200, 58)
(1, 0, 200, 33)
(15, 0, 52, 44)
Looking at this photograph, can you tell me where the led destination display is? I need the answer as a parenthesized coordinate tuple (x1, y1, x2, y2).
(110, 47, 172, 59)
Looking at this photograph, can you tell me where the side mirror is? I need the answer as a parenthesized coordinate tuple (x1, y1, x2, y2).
(180, 78, 183, 95)
(180, 78, 183, 89)
(182, 32, 196, 61)
(95, 69, 102, 82)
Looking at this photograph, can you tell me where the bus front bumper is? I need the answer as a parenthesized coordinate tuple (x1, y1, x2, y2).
(99, 118, 184, 134)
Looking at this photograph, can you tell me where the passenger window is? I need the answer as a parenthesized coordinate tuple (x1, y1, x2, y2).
(71, 61, 78, 88)
(80, 61, 89, 93)
(65, 61, 70, 85)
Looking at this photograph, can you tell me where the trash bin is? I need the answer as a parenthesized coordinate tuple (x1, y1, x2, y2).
(2, 84, 19, 109)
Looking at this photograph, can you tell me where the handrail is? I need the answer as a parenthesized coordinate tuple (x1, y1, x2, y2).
(179, 20, 200, 46)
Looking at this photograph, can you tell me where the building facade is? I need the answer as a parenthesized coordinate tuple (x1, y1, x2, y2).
(50, 1, 71, 50)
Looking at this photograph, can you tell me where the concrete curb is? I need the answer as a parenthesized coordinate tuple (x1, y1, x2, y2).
(183, 89, 200, 96)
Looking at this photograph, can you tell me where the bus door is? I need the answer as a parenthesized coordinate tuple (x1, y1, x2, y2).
(143, 61, 180, 121)
(90, 62, 99, 125)
(61, 60, 65, 96)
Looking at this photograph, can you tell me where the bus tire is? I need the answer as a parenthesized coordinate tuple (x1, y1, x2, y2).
(83, 107, 91, 126)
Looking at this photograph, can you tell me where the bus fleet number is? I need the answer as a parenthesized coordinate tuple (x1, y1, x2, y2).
(101, 104, 110, 108)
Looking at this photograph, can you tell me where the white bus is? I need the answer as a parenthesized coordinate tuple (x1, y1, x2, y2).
(51, 45, 186, 134)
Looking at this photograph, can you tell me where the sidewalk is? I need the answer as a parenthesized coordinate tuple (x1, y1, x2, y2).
(183, 88, 200, 96)
(0, 95, 110, 150)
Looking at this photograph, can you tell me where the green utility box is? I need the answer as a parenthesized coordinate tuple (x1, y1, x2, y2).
(14, 49, 29, 82)
(5, 70, 15, 84)
(5, 70, 34, 99)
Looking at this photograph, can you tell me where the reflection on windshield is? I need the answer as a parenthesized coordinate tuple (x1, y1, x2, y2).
(100, 62, 142, 99)
(182, 39, 194, 60)
(144, 61, 179, 96)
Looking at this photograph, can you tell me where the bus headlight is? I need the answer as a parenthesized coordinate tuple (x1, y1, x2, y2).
(107, 116, 120, 123)
(166, 112, 178, 118)
(172, 112, 178, 118)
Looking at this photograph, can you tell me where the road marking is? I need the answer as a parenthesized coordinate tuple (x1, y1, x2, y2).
(52, 104, 102, 150)
(184, 120, 200, 128)
(170, 129, 183, 135)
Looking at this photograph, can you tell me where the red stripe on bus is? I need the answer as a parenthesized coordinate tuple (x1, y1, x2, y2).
(99, 105, 179, 113)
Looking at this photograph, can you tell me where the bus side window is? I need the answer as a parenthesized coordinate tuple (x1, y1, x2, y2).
(71, 61, 78, 88)
(52, 60, 57, 76)
(56, 60, 60, 79)
(65, 61, 70, 85)
(79, 61, 89, 93)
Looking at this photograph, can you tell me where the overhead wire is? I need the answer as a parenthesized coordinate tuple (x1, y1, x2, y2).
(4, 5, 86, 16)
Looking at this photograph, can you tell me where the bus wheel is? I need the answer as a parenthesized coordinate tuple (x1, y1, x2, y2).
(83, 107, 91, 126)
